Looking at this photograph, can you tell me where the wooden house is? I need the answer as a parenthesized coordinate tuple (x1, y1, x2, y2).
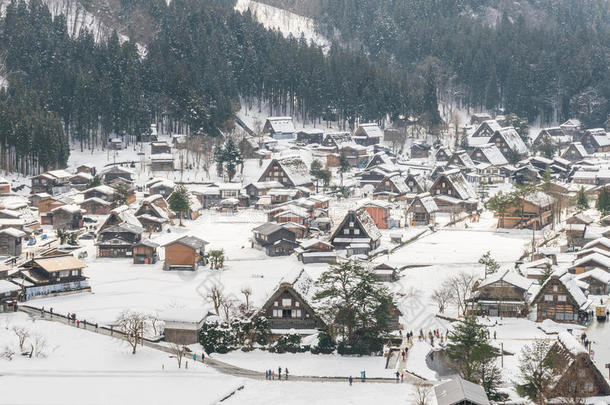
(435, 147, 451, 162)
(329, 209, 381, 252)
(562, 141, 588, 162)
(470, 113, 492, 126)
(471, 120, 502, 139)
(0, 228, 26, 256)
(83, 185, 116, 203)
(76, 163, 96, 175)
(162, 235, 208, 270)
(410, 143, 430, 158)
(96, 223, 143, 258)
(30, 170, 72, 194)
(320, 132, 353, 152)
(545, 332, 610, 400)
(147, 179, 175, 199)
(0, 279, 20, 312)
(353, 123, 383, 146)
(366, 152, 394, 169)
(404, 173, 426, 194)
(295, 239, 336, 264)
(372, 263, 398, 282)
(373, 174, 409, 199)
(238, 136, 260, 158)
(447, 150, 476, 170)
(489, 127, 528, 160)
(559, 119, 581, 138)
(361, 200, 398, 229)
(407, 193, 439, 226)
(132, 240, 159, 264)
(469, 143, 508, 166)
(150, 154, 175, 171)
(339, 144, 369, 168)
(469, 270, 533, 317)
(245, 181, 284, 202)
(102, 166, 134, 185)
(263, 117, 296, 140)
(135, 198, 169, 232)
(532, 127, 571, 148)
(258, 157, 313, 189)
(99, 205, 142, 232)
(50, 205, 84, 230)
(150, 141, 171, 155)
(497, 191, 554, 230)
(580, 128, 610, 153)
(161, 309, 209, 345)
(251, 222, 298, 257)
(434, 377, 490, 405)
(568, 253, 610, 274)
(258, 269, 324, 335)
(296, 129, 324, 145)
(575, 268, 610, 295)
(530, 270, 590, 323)
(429, 169, 478, 213)
(108, 138, 123, 150)
(19, 255, 89, 300)
(69, 172, 93, 190)
(581, 236, 610, 253)
(80, 197, 112, 215)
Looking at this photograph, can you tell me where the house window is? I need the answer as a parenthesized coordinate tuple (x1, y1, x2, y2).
(282, 309, 291, 318)
(558, 295, 567, 302)
(544, 294, 553, 301)
(354, 229, 360, 235)
(295, 302, 300, 307)
(273, 309, 279, 317)
(584, 382, 594, 392)
(282, 298, 291, 306)
(349, 222, 354, 227)
(59, 270, 70, 278)
(274, 301, 278, 307)
(578, 369, 586, 378)
(553, 285, 558, 292)
(343, 229, 349, 235)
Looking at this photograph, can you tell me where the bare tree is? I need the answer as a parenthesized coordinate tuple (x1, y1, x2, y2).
(446, 272, 478, 316)
(221, 298, 235, 321)
(241, 287, 252, 312)
(13, 327, 29, 352)
(412, 381, 432, 405)
(207, 285, 224, 316)
(149, 314, 162, 337)
(28, 334, 47, 358)
(116, 310, 149, 354)
(431, 285, 452, 313)
(170, 343, 187, 369)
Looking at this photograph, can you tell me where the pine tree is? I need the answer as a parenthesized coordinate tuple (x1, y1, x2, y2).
(168, 185, 191, 226)
(446, 316, 497, 383)
(576, 187, 589, 210)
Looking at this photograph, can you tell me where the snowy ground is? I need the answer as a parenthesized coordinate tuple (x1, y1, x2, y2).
(0, 312, 245, 405)
(211, 349, 393, 378)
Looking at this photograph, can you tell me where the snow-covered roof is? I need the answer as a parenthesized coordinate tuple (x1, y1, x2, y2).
(86, 185, 115, 196)
(583, 237, 610, 251)
(355, 123, 383, 139)
(51, 204, 84, 214)
(439, 169, 477, 201)
(575, 268, 610, 285)
(0, 227, 26, 238)
(434, 376, 490, 405)
(472, 144, 508, 166)
(408, 192, 438, 214)
(276, 157, 312, 187)
(495, 127, 527, 155)
(570, 252, 610, 270)
(265, 117, 296, 134)
(473, 120, 502, 136)
(478, 269, 533, 291)
(0, 280, 20, 295)
(557, 331, 587, 356)
(522, 191, 555, 208)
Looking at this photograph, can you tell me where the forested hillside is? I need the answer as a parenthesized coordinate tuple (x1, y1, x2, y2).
(306, 0, 610, 126)
(0, 0, 423, 174)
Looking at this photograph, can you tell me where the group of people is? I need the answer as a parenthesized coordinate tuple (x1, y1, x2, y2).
(265, 366, 289, 380)
(580, 332, 592, 350)
(418, 329, 446, 346)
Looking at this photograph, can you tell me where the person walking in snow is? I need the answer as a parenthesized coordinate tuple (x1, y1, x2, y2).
(201, 352, 205, 363)
(349, 376, 353, 386)
(278, 366, 282, 380)
(285, 368, 289, 380)
(395, 371, 400, 383)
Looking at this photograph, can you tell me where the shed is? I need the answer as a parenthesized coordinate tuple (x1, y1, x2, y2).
(434, 376, 490, 405)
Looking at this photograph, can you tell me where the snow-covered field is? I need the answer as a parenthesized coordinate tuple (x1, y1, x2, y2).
(0, 312, 245, 405)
